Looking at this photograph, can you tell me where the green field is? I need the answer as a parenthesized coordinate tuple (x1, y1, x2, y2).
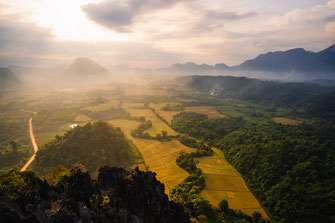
(215, 100, 306, 124)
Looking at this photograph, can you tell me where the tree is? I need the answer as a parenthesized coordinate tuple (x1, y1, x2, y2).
(161, 130, 168, 139)
(252, 211, 262, 222)
(10, 141, 18, 153)
(218, 199, 229, 213)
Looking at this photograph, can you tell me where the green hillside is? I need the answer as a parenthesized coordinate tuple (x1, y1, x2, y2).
(31, 121, 141, 174)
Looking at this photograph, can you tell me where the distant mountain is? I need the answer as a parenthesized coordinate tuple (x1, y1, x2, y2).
(179, 75, 333, 108)
(234, 44, 335, 79)
(61, 57, 110, 86)
(214, 63, 230, 70)
(0, 67, 21, 89)
(167, 62, 214, 74)
(163, 44, 335, 80)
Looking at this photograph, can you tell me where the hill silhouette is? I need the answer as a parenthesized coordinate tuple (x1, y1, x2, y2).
(61, 57, 110, 86)
(0, 68, 20, 89)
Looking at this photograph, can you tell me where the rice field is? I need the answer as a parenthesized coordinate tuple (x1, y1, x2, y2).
(149, 103, 181, 124)
(124, 88, 169, 96)
(272, 117, 303, 125)
(109, 119, 196, 194)
(196, 148, 269, 219)
(123, 103, 178, 136)
(112, 102, 268, 218)
(108, 119, 141, 138)
(80, 100, 119, 111)
(185, 106, 228, 119)
(74, 114, 92, 122)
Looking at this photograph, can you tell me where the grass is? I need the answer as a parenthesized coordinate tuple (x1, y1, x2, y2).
(196, 148, 269, 219)
(185, 106, 228, 119)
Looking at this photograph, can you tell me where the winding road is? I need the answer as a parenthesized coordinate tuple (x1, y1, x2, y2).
(20, 117, 38, 171)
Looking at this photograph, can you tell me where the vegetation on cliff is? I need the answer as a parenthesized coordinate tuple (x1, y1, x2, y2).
(0, 166, 189, 222)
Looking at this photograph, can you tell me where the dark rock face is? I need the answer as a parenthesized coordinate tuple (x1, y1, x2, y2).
(0, 167, 189, 223)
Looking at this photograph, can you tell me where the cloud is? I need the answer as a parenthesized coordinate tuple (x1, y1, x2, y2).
(207, 11, 257, 21)
(0, 11, 55, 58)
(1, 0, 335, 68)
(82, 0, 192, 32)
(258, 0, 335, 50)
(0, 9, 184, 68)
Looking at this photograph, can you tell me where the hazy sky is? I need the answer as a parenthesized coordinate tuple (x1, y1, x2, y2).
(0, 0, 335, 68)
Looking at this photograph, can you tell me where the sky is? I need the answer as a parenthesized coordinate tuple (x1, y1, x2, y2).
(0, 0, 335, 68)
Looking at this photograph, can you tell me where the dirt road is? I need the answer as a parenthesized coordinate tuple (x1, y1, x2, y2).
(20, 117, 38, 171)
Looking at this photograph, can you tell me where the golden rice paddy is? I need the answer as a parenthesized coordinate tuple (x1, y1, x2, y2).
(185, 106, 228, 119)
(196, 148, 268, 218)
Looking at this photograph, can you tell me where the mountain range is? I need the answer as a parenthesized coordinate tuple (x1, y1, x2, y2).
(166, 44, 335, 80)
(1, 44, 335, 86)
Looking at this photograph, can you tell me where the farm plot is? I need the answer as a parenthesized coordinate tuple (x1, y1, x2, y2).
(74, 114, 92, 122)
(185, 106, 228, 119)
(149, 103, 181, 124)
(124, 88, 169, 96)
(108, 119, 140, 138)
(80, 100, 119, 111)
(272, 117, 303, 125)
(196, 148, 268, 219)
(124, 104, 178, 136)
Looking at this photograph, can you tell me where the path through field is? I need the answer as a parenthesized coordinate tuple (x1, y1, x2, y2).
(20, 117, 38, 171)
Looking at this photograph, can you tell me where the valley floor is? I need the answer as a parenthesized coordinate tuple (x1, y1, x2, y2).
(110, 101, 269, 218)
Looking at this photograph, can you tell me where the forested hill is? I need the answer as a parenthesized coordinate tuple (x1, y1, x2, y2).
(180, 75, 335, 119)
(31, 121, 140, 174)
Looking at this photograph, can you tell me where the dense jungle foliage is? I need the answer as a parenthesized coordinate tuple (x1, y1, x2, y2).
(171, 112, 335, 222)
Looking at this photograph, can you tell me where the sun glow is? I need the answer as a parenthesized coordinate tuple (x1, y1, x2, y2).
(7, 0, 132, 42)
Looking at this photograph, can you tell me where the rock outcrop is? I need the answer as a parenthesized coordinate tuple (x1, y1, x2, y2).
(0, 167, 189, 223)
